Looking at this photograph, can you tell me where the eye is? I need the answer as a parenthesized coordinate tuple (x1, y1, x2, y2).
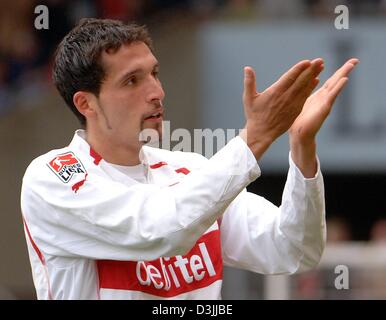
(152, 69, 160, 79)
(126, 76, 137, 86)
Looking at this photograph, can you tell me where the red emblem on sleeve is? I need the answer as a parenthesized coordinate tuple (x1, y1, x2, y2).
(47, 152, 87, 183)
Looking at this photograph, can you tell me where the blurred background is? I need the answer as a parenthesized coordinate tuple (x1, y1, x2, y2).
(1, 0, 386, 299)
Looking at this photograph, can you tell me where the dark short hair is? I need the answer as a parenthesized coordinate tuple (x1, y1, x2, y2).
(52, 18, 153, 126)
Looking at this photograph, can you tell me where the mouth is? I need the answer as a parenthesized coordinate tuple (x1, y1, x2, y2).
(144, 110, 163, 122)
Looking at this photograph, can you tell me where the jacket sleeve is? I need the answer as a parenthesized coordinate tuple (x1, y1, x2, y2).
(220, 153, 326, 275)
(21, 137, 260, 261)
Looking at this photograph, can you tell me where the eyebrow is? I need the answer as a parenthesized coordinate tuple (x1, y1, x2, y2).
(117, 63, 159, 86)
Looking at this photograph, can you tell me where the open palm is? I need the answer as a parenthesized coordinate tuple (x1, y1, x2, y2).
(290, 58, 359, 143)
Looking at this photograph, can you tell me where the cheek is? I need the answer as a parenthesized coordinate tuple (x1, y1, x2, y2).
(102, 97, 136, 121)
(116, 111, 142, 131)
(99, 90, 145, 132)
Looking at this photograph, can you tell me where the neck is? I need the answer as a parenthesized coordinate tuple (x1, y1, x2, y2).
(85, 129, 142, 166)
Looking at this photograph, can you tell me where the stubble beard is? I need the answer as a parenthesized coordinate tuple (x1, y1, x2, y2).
(139, 121, 163, 147)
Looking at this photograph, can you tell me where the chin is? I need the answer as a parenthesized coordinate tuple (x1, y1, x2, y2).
(139, 123, 163, 146)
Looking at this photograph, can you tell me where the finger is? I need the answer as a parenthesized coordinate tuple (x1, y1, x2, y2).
(311, 57, 324, 65)
(307, 77, 320, 96)
(243, 66, 257, 102)
(324, 63, 353, 90)
(269, 60, 311, 93)
(327, 77, 349, 106)
(302, 76, 320, 97)
(297, 78, 320, 111)
(348, 58, 360, 65)
(289, 59, 324, 96)
(324, 59, 358, 90)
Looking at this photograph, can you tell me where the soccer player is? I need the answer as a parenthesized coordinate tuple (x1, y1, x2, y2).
(21, 18, 358, 299)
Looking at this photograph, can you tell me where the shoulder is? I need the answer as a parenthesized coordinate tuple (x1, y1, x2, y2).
(24, 146, 70, 179)
(23, 144, 92, 188)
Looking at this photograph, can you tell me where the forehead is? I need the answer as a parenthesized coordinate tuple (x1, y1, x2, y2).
(101, 42, 157, 81)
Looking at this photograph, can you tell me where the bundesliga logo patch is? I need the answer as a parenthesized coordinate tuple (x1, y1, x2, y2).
(47, 152, 86, 183)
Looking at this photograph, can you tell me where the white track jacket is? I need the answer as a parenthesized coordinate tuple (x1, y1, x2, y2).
(21, 130, 326, 299)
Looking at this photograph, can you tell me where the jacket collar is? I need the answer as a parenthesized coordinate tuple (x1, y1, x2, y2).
(70, 129, 163, 166)
(69, 130, 182, 186)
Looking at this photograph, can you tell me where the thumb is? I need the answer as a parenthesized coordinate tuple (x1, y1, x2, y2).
(243, 66, 257, 103)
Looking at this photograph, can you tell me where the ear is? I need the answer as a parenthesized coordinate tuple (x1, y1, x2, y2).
(73, 91, 97, 120)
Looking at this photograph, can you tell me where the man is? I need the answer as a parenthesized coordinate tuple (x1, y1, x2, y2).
(21, 18, 358, 299)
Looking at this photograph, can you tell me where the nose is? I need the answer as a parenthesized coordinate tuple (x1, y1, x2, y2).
(146, 77, 165, 104)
